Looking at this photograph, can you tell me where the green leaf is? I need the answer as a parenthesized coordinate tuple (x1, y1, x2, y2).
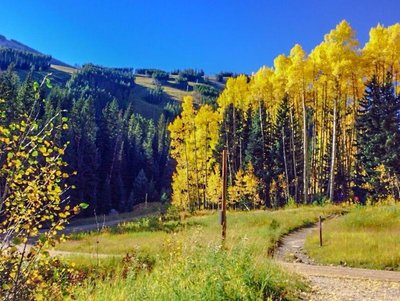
(79, 203, 89, 209)
(45, 77, 53, 89)
(11, 237, 22, 245)
(33, 82, 39, 92)
(38, 234, 47, 243)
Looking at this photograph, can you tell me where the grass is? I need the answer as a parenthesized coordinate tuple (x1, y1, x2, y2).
(50, 64, 77, 74)
(55, 205, 345, 300)
(58, 205, 344, 256)
(73, 243, 303, 301)
(15, 67, 72, 87)
(134, 74, 194, 102)
(305, 202, 400, 270)
(69, 202, 163, 227)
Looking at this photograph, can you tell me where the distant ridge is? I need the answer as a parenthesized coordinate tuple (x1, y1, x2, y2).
(0, 34, 72, 67)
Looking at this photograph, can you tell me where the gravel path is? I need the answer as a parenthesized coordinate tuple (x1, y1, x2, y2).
(274, 224, 400, 300)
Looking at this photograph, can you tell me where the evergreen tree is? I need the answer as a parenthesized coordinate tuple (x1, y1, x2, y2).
(67, 96, 99, 213)
(244, 102, 273, 207)
(97, 99, 125, 212)
(356, 73, 400, 199)
(0, 65, 19, 124)
(271, 95, 303, 204)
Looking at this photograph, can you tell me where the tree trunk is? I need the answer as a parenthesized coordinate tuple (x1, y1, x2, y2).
(282, 127, 290, 202)
(329, 97, 337, 202)
(302, 93, 309, 204)
(193, 121, 201, 210)
(184, 140, 191, 211)
(289, 108, 298, 202)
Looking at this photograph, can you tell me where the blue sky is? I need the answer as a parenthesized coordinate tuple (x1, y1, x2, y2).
(0, 0, 399, 74)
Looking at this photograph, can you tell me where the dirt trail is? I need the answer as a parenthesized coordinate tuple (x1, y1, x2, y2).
(63, 213, 152, 234)
(274, 224, 400, 300)
(8, 214, 151, 259)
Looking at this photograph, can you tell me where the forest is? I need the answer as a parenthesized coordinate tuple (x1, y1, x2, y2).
(1, 21, 399, 217)
(169, 21, 400, 211)
(0, 63, 174, 216)
(1, 16, 400, 301)
(0, 47, 52, 70)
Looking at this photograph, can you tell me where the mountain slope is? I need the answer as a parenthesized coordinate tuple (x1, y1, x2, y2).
(0, 34, 72, 67)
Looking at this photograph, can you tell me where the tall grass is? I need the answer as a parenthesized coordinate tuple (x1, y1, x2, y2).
(59, 205, 345, 300)
(74, 241, 305, 301)
(305, 203, 400, 270)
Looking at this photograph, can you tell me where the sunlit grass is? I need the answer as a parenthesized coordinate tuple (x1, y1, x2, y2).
(305, 203, 400, 270)
(58, 205, 345, 300)
(50, 64, 77, 74)
(74, 242, 305, 301)
(57, 205, 344, 256)
(69, 202, 163, 227)
(134, 74, 194, 101)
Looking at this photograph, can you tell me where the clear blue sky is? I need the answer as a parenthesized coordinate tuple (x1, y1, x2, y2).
(0, 0, 399, 74)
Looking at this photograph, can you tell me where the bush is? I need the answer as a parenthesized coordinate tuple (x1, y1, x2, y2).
(175, 75, 188, 89)
(0, 80, 82, 300)
(151, 71, 169, 82)
(145, 84, 164, 104)
(178, 69, 204, 82)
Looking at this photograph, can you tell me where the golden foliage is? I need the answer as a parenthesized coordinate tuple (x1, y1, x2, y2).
(0, 89, 80, 299)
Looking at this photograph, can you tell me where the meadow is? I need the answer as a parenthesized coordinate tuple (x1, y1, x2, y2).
(56, 205, 345, 300)
(305, 202, 400, 270)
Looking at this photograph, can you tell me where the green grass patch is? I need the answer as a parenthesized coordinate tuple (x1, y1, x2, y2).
(69, 202, 163, 227)
(305, 203, 400, 270)
(74, 242, 306, 301)
(57, 205, 345, 300)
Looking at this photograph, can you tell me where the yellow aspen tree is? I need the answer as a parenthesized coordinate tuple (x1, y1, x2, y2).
(0, 86, 82, 300)
(243, 163, 262, 209)
(273, 54, 291, 111)
(386, 24, 400, 95)
(206, 165, 222, 209)
(169, 116, 191, 209)
(287, 43, 312, 203)
(194, 104, 220, 208)
(249, 66, 275, 113)
(228, 169, 246, 209)
(169, 96, 197, 210)
(363, 24, 390, 81)
(323, 20, 359, 201)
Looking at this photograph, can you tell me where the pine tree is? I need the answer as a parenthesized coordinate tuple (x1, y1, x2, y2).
(97, 99, 125, 212)
(244, 102, 273, 207)
(67, 96, 99, 213)
(271, 94, 302, 204)
(0, 64, 19, 124)
(356, 73, 400, 200)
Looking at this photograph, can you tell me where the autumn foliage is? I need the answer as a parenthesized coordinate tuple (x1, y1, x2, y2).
(0, 82, 81, 300)
(169, 21, 400, 210)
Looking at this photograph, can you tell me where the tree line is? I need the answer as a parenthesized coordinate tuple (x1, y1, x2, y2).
(0, 64, 174, 215)
(0, 47, 52, 70)
(169, 21, 400, 210)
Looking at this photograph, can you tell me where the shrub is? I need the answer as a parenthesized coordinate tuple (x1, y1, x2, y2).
(0, 80, 83, 300)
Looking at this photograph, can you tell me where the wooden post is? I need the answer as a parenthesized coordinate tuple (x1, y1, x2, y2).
(319, 215, 323, 247)
(145, 193, 148, 208)
(221, 149, 228, 240)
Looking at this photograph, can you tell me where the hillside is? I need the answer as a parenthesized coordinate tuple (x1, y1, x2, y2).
(0, 34, 225, 120)
(0, 34, 72, 67)
(0, 35, 226, 219)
